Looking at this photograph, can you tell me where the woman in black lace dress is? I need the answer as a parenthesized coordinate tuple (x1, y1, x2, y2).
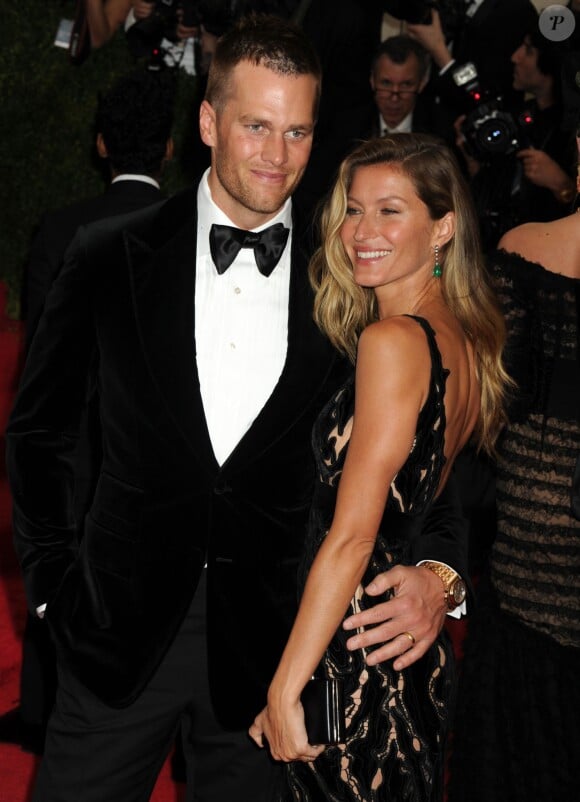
(249, 134, 509, 800)
(447, 208, 580, 801)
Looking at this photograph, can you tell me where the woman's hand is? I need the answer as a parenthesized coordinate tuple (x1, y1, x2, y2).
(249, 697, 325, 763)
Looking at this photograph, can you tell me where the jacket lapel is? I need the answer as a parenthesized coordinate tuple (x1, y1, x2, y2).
(126, 188, 218, 473)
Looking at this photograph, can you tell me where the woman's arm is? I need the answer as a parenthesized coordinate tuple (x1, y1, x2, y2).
(249, 318, 431, 761)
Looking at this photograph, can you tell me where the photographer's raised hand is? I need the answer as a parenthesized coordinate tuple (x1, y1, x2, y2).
(133, 0, 154, 20)
(407, 9, 453, 71)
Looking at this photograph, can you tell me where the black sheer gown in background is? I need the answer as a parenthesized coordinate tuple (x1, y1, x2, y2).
(281, 316, 455, 802)
(448, 250, 580, 802)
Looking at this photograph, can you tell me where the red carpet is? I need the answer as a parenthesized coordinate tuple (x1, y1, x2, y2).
(0, 282, 184, 801)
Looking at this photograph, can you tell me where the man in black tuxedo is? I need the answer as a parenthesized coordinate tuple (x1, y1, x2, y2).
(7, 14, 468, 802)
(9, 67, 175, 756)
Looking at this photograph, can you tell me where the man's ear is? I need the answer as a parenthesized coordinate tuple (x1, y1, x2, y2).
(199, 100, 217, 147)
(96, 133, 108, 159)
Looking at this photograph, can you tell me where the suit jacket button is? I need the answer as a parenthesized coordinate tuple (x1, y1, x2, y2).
(213, 480, 231, 495)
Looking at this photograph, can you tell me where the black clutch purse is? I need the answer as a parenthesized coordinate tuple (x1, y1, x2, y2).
(301, 677, 346, 745)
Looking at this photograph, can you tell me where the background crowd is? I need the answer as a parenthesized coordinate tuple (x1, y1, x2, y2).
(0, 1, 579, 801)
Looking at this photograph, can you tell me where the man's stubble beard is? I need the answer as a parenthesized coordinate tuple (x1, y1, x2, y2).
(214, 157, 305, 217)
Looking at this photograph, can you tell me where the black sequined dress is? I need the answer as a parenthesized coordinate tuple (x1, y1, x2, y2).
(448, 251, 580, 802)
(281, 316, 455, 802)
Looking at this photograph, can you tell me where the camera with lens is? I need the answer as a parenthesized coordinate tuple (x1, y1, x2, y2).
(126, 0, 203, 58)
(454, 62, 534, 161)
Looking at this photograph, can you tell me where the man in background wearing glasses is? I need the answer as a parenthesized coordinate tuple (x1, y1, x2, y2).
(368, 35, 433, 136)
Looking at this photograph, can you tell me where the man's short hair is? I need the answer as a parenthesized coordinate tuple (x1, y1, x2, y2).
(372, 35, 431, 81)
(205, 13, 322, 117)
(96, 69, 176, 175)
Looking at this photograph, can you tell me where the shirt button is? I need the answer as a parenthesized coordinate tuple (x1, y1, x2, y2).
(234, 286, 241, 294)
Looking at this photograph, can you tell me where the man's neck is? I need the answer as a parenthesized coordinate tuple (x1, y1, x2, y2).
(533, 82, 556, 111)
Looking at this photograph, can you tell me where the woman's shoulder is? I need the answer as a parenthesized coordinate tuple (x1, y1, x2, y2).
(496, 215, 580, 280)
(360, 314, 433, 355)
(358, 316, 439, 389)
(497, 221, 545, 255)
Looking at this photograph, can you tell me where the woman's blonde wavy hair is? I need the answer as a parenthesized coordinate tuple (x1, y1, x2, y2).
(309, 133, 510, 455)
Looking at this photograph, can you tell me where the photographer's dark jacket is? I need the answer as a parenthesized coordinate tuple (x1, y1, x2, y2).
(513, 99, 576, 224)
(6, 180, 468, 728)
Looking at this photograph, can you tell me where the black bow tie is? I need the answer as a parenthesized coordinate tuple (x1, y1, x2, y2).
(209, 222, 290, 277)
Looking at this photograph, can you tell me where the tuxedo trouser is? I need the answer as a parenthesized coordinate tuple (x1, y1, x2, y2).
(32, 569, 284, 802)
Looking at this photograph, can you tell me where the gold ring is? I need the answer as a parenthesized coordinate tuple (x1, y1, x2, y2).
(402, 631, 415, 646)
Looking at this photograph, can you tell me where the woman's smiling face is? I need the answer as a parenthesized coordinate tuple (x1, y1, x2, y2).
(339, 162, 441, 292)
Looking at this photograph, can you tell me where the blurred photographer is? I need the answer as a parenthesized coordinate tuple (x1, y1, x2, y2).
(125, 0, 200, 73)
(455, 25, 577, 250)
(401, 0, 538, 150)
(85, 0, 196, 50)
(84, 1, 199, 72)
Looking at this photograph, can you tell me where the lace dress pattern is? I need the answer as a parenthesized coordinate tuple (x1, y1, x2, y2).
(490, 252, 580, 647)
(282, 316, 454, 802)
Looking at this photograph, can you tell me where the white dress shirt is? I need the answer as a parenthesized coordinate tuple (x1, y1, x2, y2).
(379, 110, 414, 136)
(111, 174, 160, 189)
(195, 169, 292, 466)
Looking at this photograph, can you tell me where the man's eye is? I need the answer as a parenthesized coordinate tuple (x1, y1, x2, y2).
(287, 129, 306, 140)
(246, 124, 264, 133)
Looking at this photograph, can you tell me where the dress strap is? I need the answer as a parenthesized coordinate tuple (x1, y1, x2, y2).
(402, 314, 449, 396)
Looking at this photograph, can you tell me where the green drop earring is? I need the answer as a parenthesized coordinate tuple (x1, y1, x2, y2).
(433, 244, 442, 278)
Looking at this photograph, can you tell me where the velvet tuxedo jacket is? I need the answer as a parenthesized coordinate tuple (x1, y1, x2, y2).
(24, 179, 164, 531)
(7, 181, 350, 727)
(25, 179, 163, 347)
